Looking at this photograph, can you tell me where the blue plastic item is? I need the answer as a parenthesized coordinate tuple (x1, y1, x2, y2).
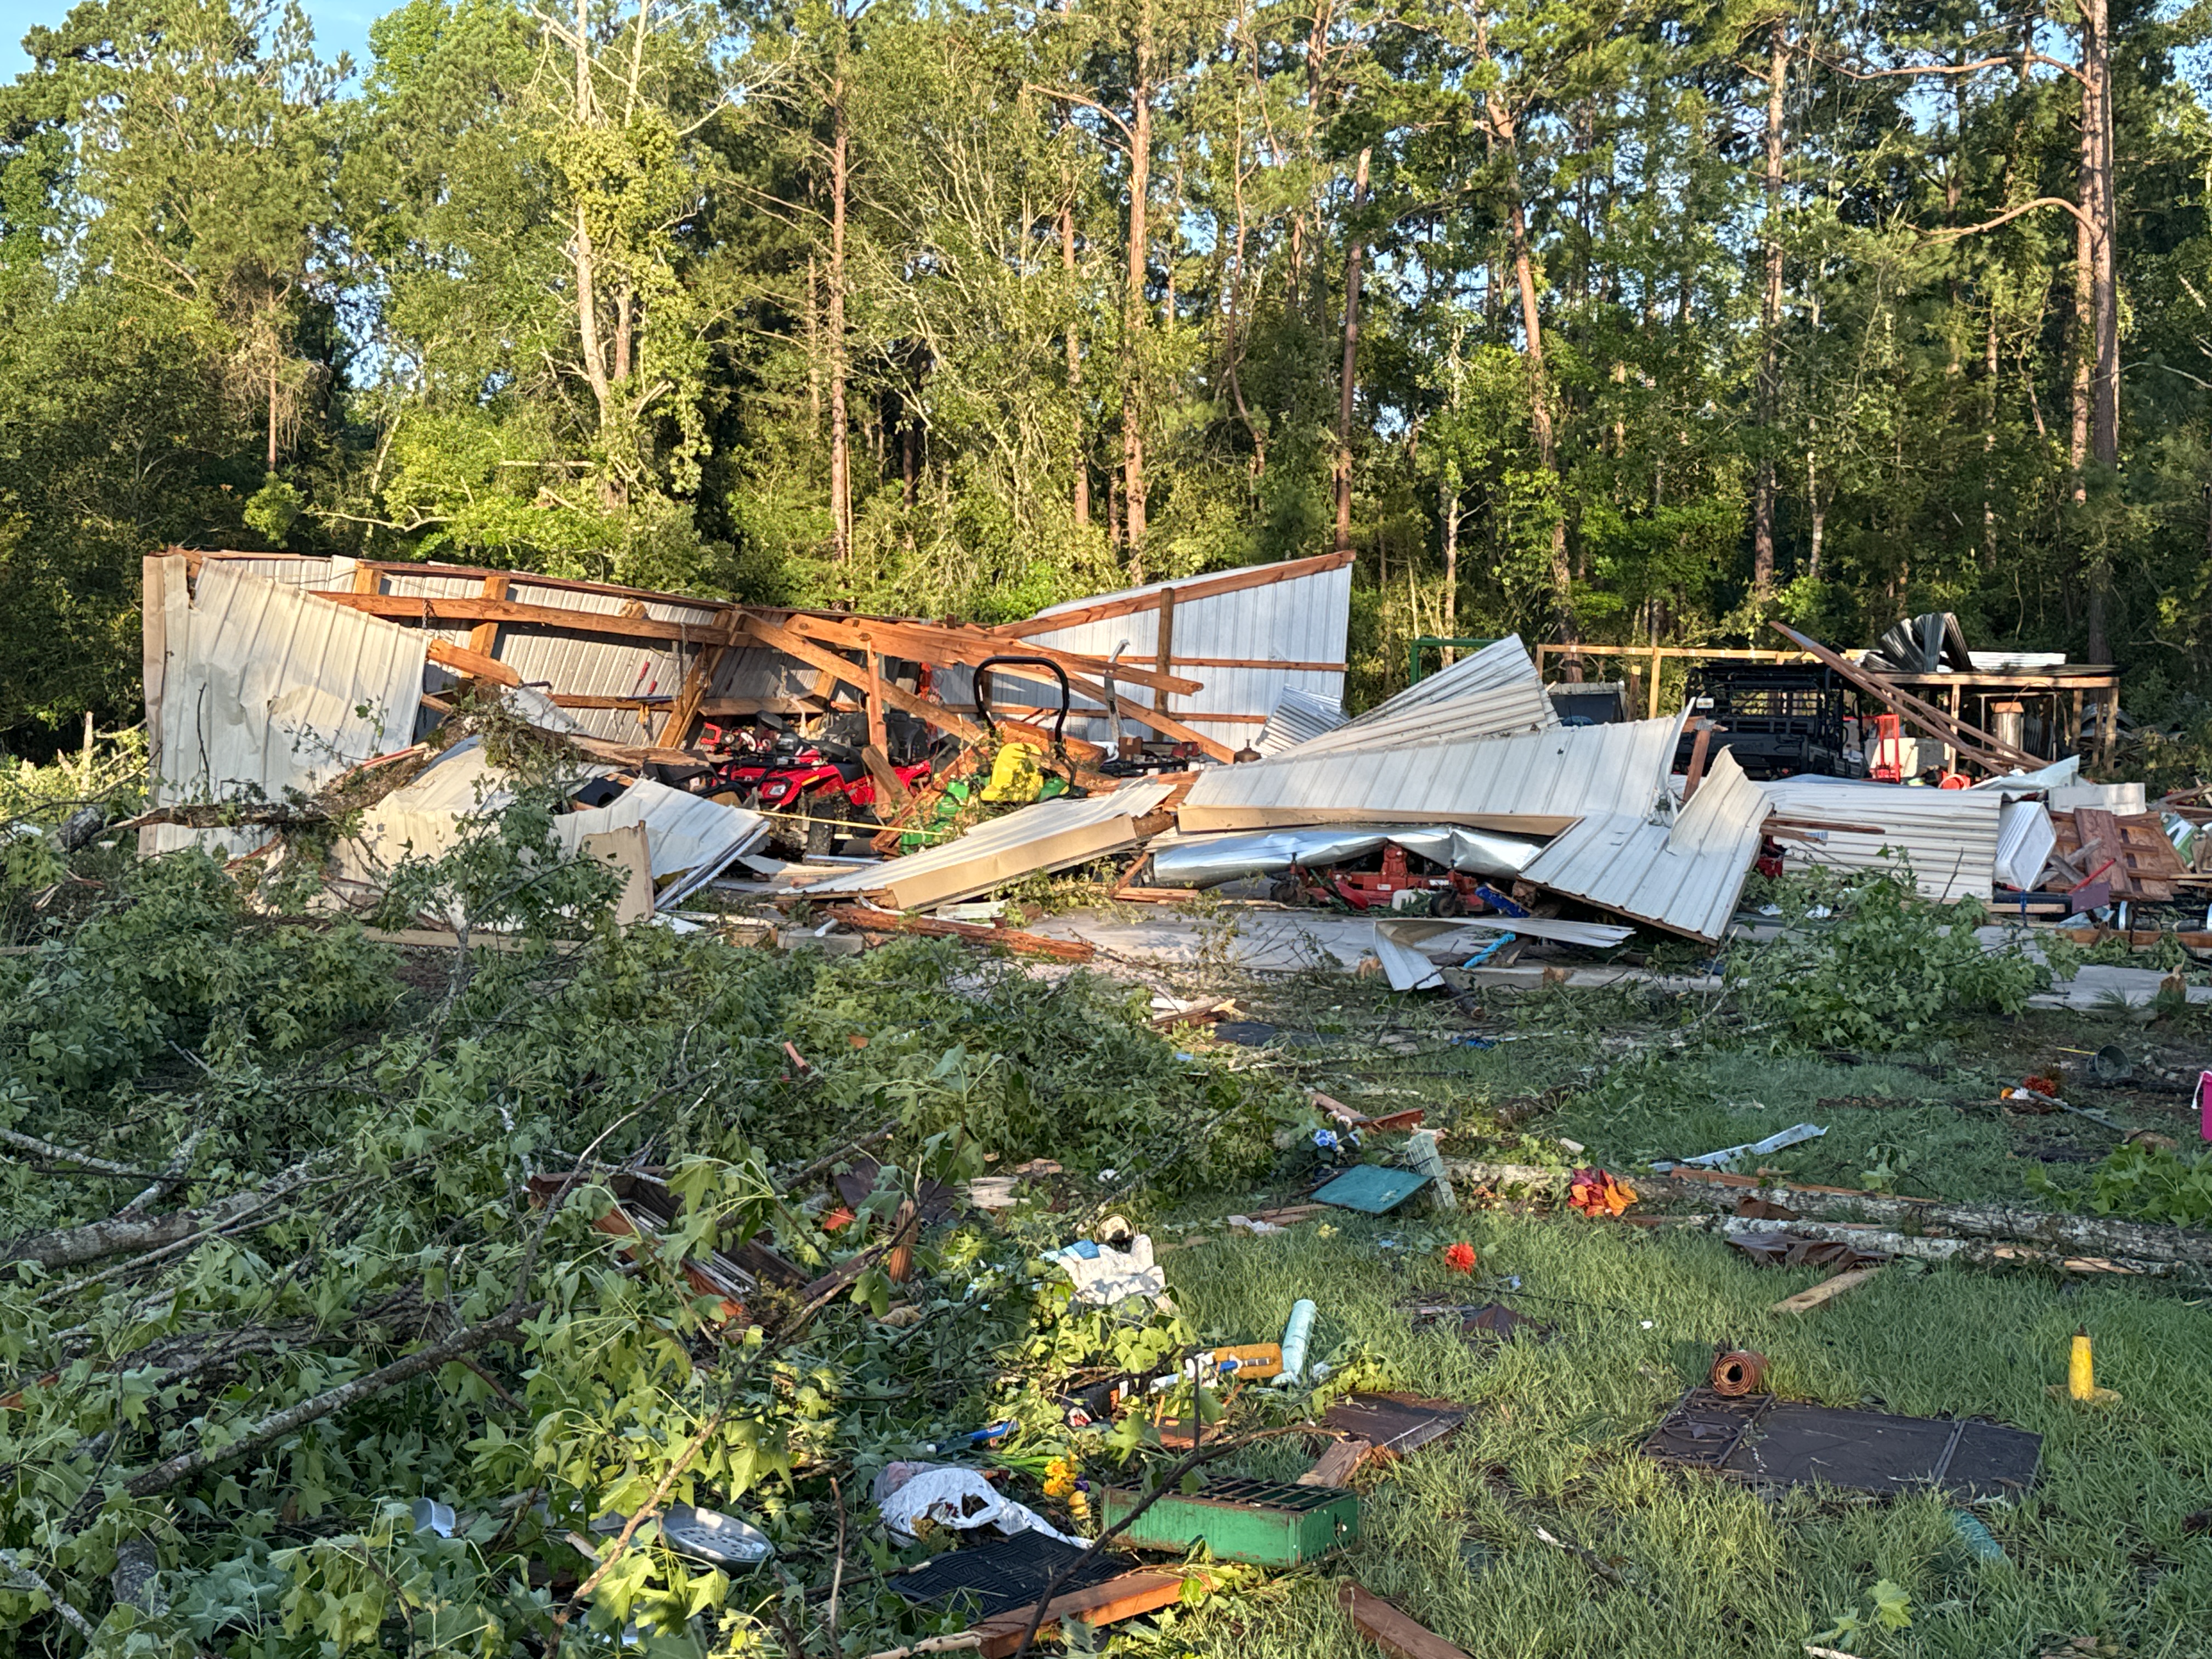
(1950, 1509, 2006, 1565)
(1280, 1300, 1317, 1383)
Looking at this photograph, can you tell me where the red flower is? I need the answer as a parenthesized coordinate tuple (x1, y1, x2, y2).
(1443, 1242, 1477, 1274)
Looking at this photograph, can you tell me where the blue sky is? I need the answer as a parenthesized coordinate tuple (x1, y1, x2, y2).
(0, 0, 379, 82)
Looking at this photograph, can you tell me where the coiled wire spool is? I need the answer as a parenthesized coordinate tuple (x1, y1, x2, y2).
(1709, 1349, 1769, 1397)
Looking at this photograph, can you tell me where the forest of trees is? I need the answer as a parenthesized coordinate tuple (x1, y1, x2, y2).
(2, 0, 2209, 753)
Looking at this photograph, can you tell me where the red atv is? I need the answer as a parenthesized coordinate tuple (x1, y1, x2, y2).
(754, 736, 933, 856)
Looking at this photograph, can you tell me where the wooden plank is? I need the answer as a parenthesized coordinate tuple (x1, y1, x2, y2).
(426, 639, 522, 687)
(988, 549, 1356, 639)
(859, 743, 912, 812)
(865, 650, 890, 754)
(1681, 720, 1715, 799)
(467, 574, 508, 656)
(787, 612, 1204, 698)
(657, 642, 725, 747)
(1298, 1437, 1373, 1486)
(1337, 1583, 1472, 1659)
(736, 615, 988, 746)
(1154, 584, 1176, 722)
(1167, 656, 1347, 672)
(828, 904, 1095, 962)
(311, 589, 732, 646)
(352, 562, 381, 594)
(1771, 1264, 1884, 1315)
(969, 1571, 1194, 1658)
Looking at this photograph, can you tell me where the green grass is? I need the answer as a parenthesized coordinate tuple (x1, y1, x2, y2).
(1144, 1211, 2212, 1659)
(1098, 984, 2212, 1658)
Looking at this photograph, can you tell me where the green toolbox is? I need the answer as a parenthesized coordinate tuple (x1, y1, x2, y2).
(1099, 1477, 1359, 1567)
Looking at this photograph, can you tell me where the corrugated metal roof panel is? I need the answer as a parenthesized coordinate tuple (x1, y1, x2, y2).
(1178, 713, 1689, 833)
(155, 563, 426, 805)
(1759, 776, 2002, 899)
(1251, 635, 1554, 761)
(1252, 689, 1346, 755)
(1522, 749, 1769, 941)
(801, 782, 1175, 908)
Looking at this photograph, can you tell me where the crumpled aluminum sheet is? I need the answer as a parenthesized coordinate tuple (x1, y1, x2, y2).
(1149, 825, 1547, 890)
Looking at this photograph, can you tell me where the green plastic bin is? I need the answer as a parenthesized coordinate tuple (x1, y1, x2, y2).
(1099, 1477, 1359, 1567)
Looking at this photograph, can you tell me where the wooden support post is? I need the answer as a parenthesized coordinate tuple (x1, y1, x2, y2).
(1154, 585, 1176, 723)
(2099, 687, 2118, 770)
(1681, 720, 1716, 799)
(353, 563, 381, 594)
(865, 646, 889, 754)
(468, 575, 508, 657)
(656, 642, 725, 749)
(1647, 645, 1662, 719)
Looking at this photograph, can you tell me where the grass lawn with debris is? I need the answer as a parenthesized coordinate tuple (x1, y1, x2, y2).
(1121, 974, 2212, 1659)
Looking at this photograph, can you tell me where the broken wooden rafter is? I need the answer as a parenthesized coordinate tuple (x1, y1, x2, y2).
(311, 589, 737, 647)
(1770, 622, 2040, 773)
(785, 612, 1203, 699)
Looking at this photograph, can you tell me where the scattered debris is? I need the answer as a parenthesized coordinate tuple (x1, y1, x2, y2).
(1338, 1582, 1473, 1659)
(1641, 1390, 2041, 1500)
(1314, 1165, 1433, 1214)
(874, 1464, 1082, 1548)
(1658, 1123, 1827, 1173)
(1707, 1351, 1769, 1397)
(1566, 1166, 1638, 1217)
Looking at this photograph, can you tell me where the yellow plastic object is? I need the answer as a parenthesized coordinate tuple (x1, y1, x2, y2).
(979, 742, 1045, 803)
(2053, 1325, 2121, 1406)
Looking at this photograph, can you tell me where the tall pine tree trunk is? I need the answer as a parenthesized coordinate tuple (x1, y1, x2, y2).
(1479, 27, 1577, 666)
(1061, 194, 1089, 528)
(1121, 0, 1153, 577)
(1332, 148, 1370, 553)
(828, 73, 853, 566)
(1752, 20, 1786, 605)
(2076, 0, 2117, 663)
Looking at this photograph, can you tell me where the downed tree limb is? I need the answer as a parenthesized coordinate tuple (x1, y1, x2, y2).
(1433, 1159, 2212, 1283)
(0, 1157, 319, 1272)
(0, 1130, 157, 1180)
(1690, 1214, 2210, 1286)
(121, 1299, 540, 1499)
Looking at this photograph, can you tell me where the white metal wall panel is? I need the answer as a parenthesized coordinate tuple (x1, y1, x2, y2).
(154, 563, 426, 806)
(1760, 776, 2002, 899)
(1522, 749, 1768, 941)
(1178, 713, 1689, 832)
(994, 562, 1353, 747)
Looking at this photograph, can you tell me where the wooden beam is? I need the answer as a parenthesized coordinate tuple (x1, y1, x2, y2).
(987, 549, 1356, 638)
(426, 639, 521, 687)
(786, 612, 1203, 698)
(1771, 622, 2039, 772)
(1337, 1584, 1472, 1659)
(310, 590, 731, 646)
(968, 1572, 1198, 1658)
(657, 643, 725, 747)
(827, 904, 1094, 962)
(1055, 667, 1237, 761)
(859, 743, 911, 812)
(468, 574, 508, 657)
(1154, 584, 1176, 719)
(865, 651, 889, 753)
(1681, 719, 1716, 798)
(1167, 656, 1346, 672)
(737, 614, 988, 746)
(352, 563, 381, 594)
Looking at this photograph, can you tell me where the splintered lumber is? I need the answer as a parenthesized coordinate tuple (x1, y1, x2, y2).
(784, 612, 1203, 699)
(966, 1571, 1197, 1658)
(312, 589, 736, 647)
(2053, 808, 2183, 901)
(1771, 1265, 1884, 1314)
(1298, 1438, 1374, 1487)
(826, 904, 1096, 962)
(1338, 1584, 1473, 1659)
(736, 614, 989, 746)
(1771, 621, 2038, 772)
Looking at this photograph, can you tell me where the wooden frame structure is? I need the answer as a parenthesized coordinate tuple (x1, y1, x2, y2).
(1536, 634, 2120, 770)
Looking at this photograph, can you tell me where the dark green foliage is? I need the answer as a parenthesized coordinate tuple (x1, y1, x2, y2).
(1729, 873, 2047, 1051)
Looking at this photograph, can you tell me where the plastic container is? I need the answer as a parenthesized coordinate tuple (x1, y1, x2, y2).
(1280, 1299, 1317, 1383)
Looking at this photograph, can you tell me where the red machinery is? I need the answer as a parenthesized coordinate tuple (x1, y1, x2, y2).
(1272, 845, 1508, 916)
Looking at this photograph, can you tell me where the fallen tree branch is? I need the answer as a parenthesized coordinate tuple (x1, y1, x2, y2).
(0, 1130, 155, 1180)
(120, 1299, 540, 1500)
(1, 1156, 319, 1271)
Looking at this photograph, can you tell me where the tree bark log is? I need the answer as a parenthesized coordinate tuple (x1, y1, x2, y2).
(1332, 148, 1370, 554)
